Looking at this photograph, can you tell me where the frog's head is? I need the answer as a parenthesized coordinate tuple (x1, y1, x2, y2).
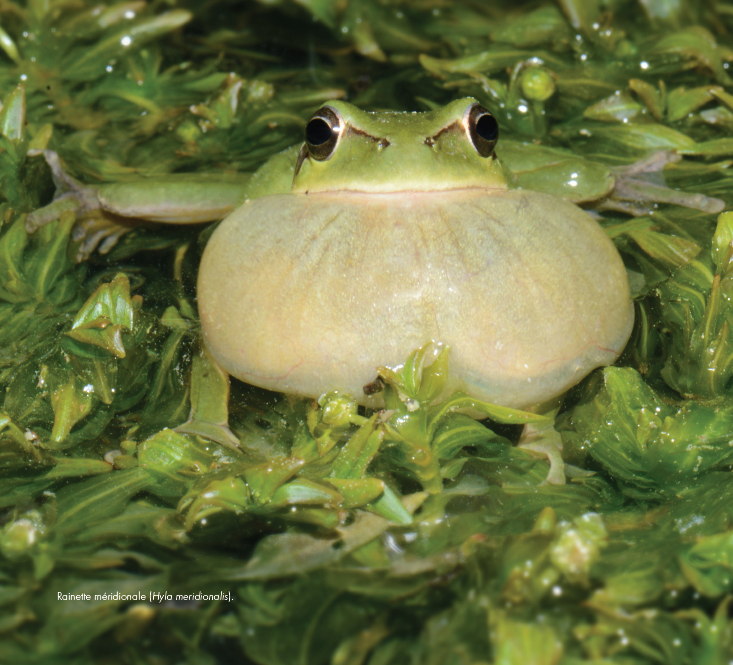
(291, 98, 507, 194)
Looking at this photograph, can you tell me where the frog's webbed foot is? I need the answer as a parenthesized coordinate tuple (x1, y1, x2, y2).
(27, 150, 134, 261)
(73, 215, 138, 262)
(596, 150, 725, 216)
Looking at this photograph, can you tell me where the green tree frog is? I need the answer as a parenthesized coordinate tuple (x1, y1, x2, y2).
(198, 99, 633, 412)
(29, 98, 634, 414)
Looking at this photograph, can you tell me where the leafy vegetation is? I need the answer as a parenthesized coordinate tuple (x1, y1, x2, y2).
(3, 0, 733, 663)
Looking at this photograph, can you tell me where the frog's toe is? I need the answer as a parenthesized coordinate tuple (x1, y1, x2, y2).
(603, 151, 725, 214)
(611, 175, 725, 213)
(518, 422, 566, 486)
(594, 198, 655, 216)
(74, 216, 136, 262)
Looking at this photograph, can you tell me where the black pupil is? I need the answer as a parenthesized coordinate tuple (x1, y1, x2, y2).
(475, 114, 498, 142)
(306, 118, 333, 146)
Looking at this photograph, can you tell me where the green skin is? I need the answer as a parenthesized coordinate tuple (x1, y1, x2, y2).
(195, 99, 633, 412)
(291, 99, 507, 193)
(28, 98, 642, 484)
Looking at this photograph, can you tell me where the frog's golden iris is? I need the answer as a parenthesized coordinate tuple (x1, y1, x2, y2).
(198, 98, 634, 409)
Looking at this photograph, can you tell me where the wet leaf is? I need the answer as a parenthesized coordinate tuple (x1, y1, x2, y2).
(243, 457, 306, 505)
(137, 429, 233, 497)
(66, 274, 134, 358)
(584, 90, 644, 123)
(228, 492, 427, 580)
(490, 6, 570, 47)
(330, 414, 383, 480)
(0, 84, 25, 141)
(629, 78, 665, 120)
(61, 10, 193, 82)
(666, 85, 722, 122)
(47, 370, 94, 447)
(491, 610, 564, 665)
(595, 123, 696, 151)
(646, 27, 731, 84)
(54, 468, 153, 537)
(679, 532, 733, 597)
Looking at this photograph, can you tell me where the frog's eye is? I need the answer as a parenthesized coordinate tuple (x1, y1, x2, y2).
(305, 107, 342, 161)
(465, 104, 499, 158)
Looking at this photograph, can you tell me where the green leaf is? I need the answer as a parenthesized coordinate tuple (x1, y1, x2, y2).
(427, 392, 549, 434)
(626, 228, 701, 270)
(175, 343, 238, 448)
(61, 11, 193, 82)
(227, 492, 426, 579)
(47, 370, 94, 447)
(678, 138, 733, 157)
(584, 90, 644, 123)
(420, 50, 533, 77)
(556, 0, 600, 34)
(330, 414, 383, 480)
(432, 413, 497, 460)
(491, 610, 564, 665)
(490, 6, 569, 48)
(712, 211, 733, 274)
(66, 274, 135, 358)
(0, 25, 20, 64)
(679, 532, 733, 597)
(666, 85, 722, 122)
(549, 513, 608, 584)
(269, 478, 343, 508)
(23, 211, 76, 299)
(365, 485, 414, 524)
(70, 273, 134, 329)
(0, 215, 32, 303)
(417, 345, 450, 403)
(243, 457, 305, 505)
(629, 78, 665, 120)
(137, 429, 230, 497)
(181, 476, 250, 529)
(54, 468, 153, 537)
(567, 367, 669, 491)
(326, 478, 385, 509)
(647, 27, 731, 84)
(0, 85, 25, 141)
(596, 123, 696, 151)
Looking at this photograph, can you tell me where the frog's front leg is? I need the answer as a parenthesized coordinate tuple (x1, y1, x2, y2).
(517, 396, 593, 486)
(176, 343, 240, 450)
(26, 150, 250, 259)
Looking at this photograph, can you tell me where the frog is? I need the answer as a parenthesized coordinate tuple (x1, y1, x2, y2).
(196, 99, 635, 411)
(27, 98, 639, 484)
